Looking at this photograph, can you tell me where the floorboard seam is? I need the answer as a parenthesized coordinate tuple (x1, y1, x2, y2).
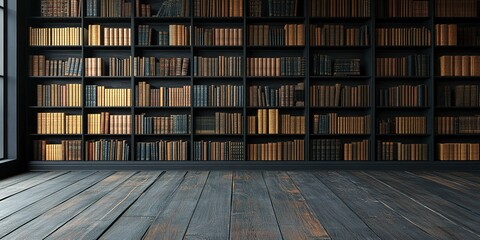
(261, 171, 285, 240)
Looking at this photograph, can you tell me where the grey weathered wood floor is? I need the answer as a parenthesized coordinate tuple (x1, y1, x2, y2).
(0, 171, 479, 240)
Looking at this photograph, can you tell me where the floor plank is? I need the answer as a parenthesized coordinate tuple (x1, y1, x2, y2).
(143, 171, 209, 240)
(0, 171, 95, 220)
(431, 171, 480, 191)
(99, 171, 187, 240)
(4, 171, 136, 239)
(450, 172, 480, 184)
(413, 171, 480, 199)
(404, 171, 480, 215)
(0, 171, 112, 238)
(263, 171, 330, 240)
(45, 171, 161, 240)
(0, 171, 67, 200)
(0, 172, 43, 189)
(288, 171, 380, 240)
(367, 171, 480, 236)
(184, 171, 233, 240)
(316, 171, 434, 240)
(348, 171, 480, 239)
(230, 171, 282, 240)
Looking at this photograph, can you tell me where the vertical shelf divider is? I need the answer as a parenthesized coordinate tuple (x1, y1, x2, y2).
(190, 0, 195, 161)
(131, 1, 136, 161)
(371, 0, 376, 161)
(304, 0, 310, 161)
(243, 0, 248, 162)
(81, 0, 86, 161)
(429, 0, 435, 162)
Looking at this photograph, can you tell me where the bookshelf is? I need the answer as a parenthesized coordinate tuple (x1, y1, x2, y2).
(21, 0, 480, 169)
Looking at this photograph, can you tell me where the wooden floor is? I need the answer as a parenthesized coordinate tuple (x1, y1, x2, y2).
(0, 171, 479, 240)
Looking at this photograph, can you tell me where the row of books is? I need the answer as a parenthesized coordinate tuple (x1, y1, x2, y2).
(248, 0, 262, 16)
(439, 56, 480, 77)
(442, 85, 480, 107)
(248, 140, 304, 160)
(435, 0, 478, 17)
(193, 141, 244, 160)
(87, 113, 131, 134)
(248, 110, 305, 134)
(311, 55, 361, 76)
(263, 0, 299, 17)
(311, 139, 369, 161)
(378, 142, 428, 161)
(195, 27, 243, 46)
(29, 27, 83, 46)
(194, 112, 243, 134)
(193, 0, 243, 17)
(33, 140, 82, 161)
(108, 57, 132, 76)
(138, 25, 190, 46)
(378, 84, 427, 107)
(156, 0, 189, 17)
(376, 0, 428, 17)
(87, 25, 131, 46)
(376, 27, 431, 46)
(435, 116, 480, 134)
(310, 24, 369, 46)
(435, 24, 458, 46)
(36, 84, 82, 107)
(136, 82, 191, 107)
(86, 0, 133, 17)
(193, 85, 244, 107)
(437, 143, 480, 160)
(378, 116, 427, 134)
(247, 57, 305, 76)
(248, 83, 304, 107)
(193, 56, 243, 77)
(247, 24, 305, 46)
(85, 139, 130, 160)
(310, 0, 370, 17)
(41, 0, 82, 17)
(29, 55, 83, 77)
(85, 85, 132, 106)
(310, 84, 370, 107)
(85, 58, 104, 76)
(136, 141, 188, 160)
(312, 113, 371, 134)
(136, 0, 151, 17)
(37, 113, 82, 134)
(134, 57, 189, 76)
(376, 55, 430, 77)
(135, 114, 191, 134)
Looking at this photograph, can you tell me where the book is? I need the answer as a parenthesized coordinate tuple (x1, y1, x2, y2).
(435, 116, 480, 134)
(194, 0, 243, 17)
(88, 25, 132, 46)
(86, 0, 133, 17)
(194, 56, 242, 77)
(377, 0, 428, 17)
(247, 57, 305, 76)
(41, 0, 82, 17)
(376, 27, 431, 46)
(439, 56, 480, 77)
(248, 109, 304, 134)
(29, 55, 83, 76)
(195, 27, 243, 46)
(85, 85, 132, 107)
(435, 0, 478, 17)
(87, 112, 131, 134)
(440, 85, 480, 107)
(134, 57, 190, 76)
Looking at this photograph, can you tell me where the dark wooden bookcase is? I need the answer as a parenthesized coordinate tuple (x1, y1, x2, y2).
(20, 0, 480, 170)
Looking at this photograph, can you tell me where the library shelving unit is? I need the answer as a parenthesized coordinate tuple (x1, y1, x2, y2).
(20, 0, 480, 170)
